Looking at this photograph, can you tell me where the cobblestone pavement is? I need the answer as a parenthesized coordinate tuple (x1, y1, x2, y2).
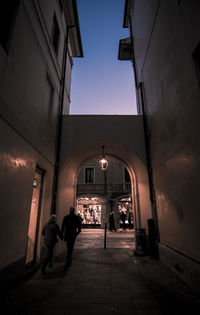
(1, 229, 200, 315)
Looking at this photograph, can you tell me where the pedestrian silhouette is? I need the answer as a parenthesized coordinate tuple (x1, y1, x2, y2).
(78, 212, 83, 224)
(41, 214, 62, 275)
(109, 211, 116, 231)
(120, 211, 126, 230)
(61, 207, 81, 271)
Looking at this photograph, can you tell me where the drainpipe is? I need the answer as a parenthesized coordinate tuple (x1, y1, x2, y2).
(126, 14, 160, 255)
(51, 24, 76, 214)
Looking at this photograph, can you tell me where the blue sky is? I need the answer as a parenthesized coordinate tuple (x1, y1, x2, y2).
(70, 0, 137, 115)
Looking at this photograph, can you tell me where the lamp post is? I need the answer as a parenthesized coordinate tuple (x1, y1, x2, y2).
(99, 146, 108, 195)
(98, 145, 108, 171)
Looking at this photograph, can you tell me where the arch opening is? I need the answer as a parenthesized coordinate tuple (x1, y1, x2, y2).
(75, 154, 137, 230)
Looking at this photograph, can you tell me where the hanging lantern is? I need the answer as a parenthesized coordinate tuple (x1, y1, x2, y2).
(99, 145, 108, 171)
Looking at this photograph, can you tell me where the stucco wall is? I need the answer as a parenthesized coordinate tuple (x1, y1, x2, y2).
(57, 115, 152, 239)
(0, 118, 54, 270)
(132, 0, 200, 293)
(0, 1, 68, 162)
(77, 156, 128, 185)
(0, 0, 73, 280)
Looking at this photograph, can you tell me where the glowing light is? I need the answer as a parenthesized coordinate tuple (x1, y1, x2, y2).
(33, 178, 38, 187)
(11, 158, 28, 167)
(99, 146, 109, 171)
(99, 158, 109, 171)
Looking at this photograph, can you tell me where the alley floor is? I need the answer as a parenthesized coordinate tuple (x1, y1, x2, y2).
(1, 229, 200, 315)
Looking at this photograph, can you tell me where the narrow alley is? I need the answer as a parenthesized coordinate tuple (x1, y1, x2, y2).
(1, 0, 200, 309)
(1, 229, 200, 315)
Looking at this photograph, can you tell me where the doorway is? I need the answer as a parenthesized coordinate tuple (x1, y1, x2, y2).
(26, 168, 43, 267)
(118, 197, 134, 229)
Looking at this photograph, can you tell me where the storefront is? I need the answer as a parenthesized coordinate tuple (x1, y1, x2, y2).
(77, 196, 103, 227)
(118, 197, 134, 228)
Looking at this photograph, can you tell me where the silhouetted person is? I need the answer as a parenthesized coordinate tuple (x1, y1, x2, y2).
(78, 212, 83, 224)
(109, 211, 116, 232)
(41, 214, 62, 275)
(120, 211, 126, 230)
(61, 207, 81, 271)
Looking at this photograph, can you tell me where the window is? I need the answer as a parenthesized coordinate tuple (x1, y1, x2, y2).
(0, 0, 19, 52)
(193, 42, 200, 86)
(124, 167, 131, 183)
(85, 167, 94, 184)
(51, 14, 60, 55)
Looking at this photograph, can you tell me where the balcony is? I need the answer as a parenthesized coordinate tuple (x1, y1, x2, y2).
(77, 182, 131, 196)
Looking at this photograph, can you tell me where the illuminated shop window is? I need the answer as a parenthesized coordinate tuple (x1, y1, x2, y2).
(77, 197, 102, 225)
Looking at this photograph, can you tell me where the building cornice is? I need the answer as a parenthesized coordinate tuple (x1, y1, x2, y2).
(63, 0, 83, 57)
(123, 0, 134, 28)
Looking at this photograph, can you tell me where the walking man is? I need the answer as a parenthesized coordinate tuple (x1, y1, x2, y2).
(61, 206, 81, 271)
(120, 211, 126, 230)
(41, 214, 62, 275)
(109, 211, 116, 232)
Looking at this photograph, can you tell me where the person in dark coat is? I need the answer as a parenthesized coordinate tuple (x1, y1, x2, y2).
(61, 207, 81, 270)
(41, 214, 62, 275)
(109, 211, 116, 232)
(120, 211, 126, 230)
(78, 212, 83, 224)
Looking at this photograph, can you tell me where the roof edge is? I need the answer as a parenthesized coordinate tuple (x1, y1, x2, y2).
(71, 0, 83, 57)
(123, 0, 134, 28)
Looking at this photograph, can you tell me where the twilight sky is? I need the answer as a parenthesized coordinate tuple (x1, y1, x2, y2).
(69, 0, 137, 115)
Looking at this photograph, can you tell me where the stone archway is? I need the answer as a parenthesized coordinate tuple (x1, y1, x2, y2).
(56, 115, 152, 247)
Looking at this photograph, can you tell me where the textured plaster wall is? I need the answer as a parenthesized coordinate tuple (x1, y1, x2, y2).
(0, 0, 70, 271)
(56, 115, 152, 243)
(77, 156, 127, 185)
(0, 118, 54, 269)
(132, 0, 200, 262)
(0, 3, 62, 163)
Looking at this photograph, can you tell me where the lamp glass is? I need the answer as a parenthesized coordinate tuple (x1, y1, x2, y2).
(99, 157, 108, 171)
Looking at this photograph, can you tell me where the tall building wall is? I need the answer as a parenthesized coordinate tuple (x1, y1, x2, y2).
(0, 0, 82, 286)
(131, 0, 200, 293)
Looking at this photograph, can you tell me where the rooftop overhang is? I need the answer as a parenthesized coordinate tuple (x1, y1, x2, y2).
(118, 37, 132, 60)
(118, 1, 133, 61)
(63, 0, 83, 57)
(123, 0, 134, 28)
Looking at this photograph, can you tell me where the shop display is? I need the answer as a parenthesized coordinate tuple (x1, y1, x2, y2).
(78, 203, 101, 225)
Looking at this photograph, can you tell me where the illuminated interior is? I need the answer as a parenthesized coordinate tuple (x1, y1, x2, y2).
(118, 197, 134, 224)
(77, 196, 102, 225)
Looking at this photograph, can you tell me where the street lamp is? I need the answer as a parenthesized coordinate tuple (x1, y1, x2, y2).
(99, 145, 108, 171)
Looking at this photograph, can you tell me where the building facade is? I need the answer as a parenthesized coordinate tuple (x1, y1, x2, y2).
(119, 0, 200, 295)
(0, 0, 82, 287)
(56, 114, 152, 257)
(76, 156, 133, 228)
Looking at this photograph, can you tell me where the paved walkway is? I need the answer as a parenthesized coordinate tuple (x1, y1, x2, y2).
(1, 229, 200, 315)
